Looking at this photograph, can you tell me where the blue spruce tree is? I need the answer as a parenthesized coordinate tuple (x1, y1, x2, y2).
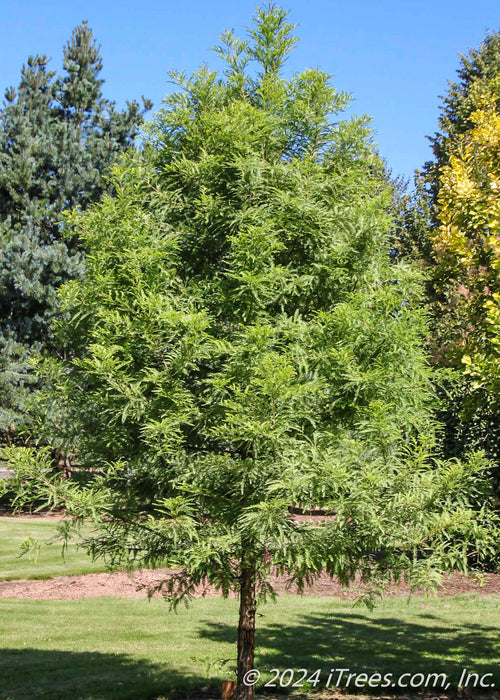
(0, 23, 150, 443)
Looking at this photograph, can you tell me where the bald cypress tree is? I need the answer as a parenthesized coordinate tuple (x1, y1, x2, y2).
(4, 8, 497, 699)
(0, 22, 149, 442)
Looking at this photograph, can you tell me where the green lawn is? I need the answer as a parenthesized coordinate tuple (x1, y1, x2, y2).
(0, 594, 499, 699)
(0, 517, 108, 580)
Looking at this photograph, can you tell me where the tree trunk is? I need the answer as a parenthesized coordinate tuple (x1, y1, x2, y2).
(236, 560, 257, 700)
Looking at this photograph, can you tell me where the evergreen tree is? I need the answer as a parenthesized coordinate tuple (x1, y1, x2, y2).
(3, 7, 497, 699)
(0, 22, 148, 442)
(389, 174, 433, 264)
(430, 31, 500, 176)
(395, 31, 500, 261)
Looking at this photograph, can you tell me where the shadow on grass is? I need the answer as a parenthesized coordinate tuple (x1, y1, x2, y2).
(0, 648, 212, 700)
(2, 607, 499, 699)
(200, 609, 500, 692)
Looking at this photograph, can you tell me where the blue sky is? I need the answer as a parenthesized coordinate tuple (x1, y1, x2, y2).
(1, 0, 499, 180)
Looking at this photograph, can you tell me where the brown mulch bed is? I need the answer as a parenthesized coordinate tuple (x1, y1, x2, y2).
(0, 506, 65, 517)
(1, 569, 499, 601)
(1, 512, 499, 601)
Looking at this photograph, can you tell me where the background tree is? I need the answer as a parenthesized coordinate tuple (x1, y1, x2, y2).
(3, 6, 498, 699)
(0, 22, 149, 443)
(392, 32, 500, 493)
(430, 31, 500, 188)
(391, 33, 500, 265)
(431, 75, 500, 495)
(389, 174, 433, 263)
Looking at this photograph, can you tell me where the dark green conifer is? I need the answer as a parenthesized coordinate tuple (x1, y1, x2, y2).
(0, 22, 148, 441)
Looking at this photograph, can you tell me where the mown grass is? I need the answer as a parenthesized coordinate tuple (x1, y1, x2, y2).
(0, 593, 499, 699)
(0, 517, 108, 580)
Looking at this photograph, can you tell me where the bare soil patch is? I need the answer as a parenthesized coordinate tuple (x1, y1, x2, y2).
(1, 569, 499, 601)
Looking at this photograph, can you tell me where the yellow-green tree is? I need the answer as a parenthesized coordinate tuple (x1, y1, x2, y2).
(433, 76, 500, 396)
(393, 34, 500, 490)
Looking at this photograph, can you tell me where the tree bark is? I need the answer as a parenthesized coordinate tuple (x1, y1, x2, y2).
(236, 560, 257, 700)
